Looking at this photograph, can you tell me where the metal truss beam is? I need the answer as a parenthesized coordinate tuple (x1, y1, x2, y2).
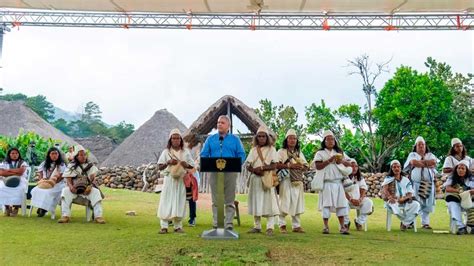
(0, 10, 473, 31)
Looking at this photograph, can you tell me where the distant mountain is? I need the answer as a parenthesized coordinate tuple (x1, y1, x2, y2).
(53, 107, 81, 122)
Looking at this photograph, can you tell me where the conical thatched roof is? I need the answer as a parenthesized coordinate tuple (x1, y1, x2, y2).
(0, 100, 98, 162)
(101, 109, 187, 167)
(75, 135, 118, 164)
(183, 95, 274, 148)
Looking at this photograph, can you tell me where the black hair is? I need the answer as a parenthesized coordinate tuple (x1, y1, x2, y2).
(5, 147, 23, 164)
(449, 144, 467, 159)
(388, 163, 408, 178)
(44, 147, 64, 170)
(252, 132, 273, 147)
(412, 143, 431, 154)
(319, 136, 343, 153)
(167, 135, 184, 150)
(282, 136, 301, 151)
(350, 164, 362, 181)
(451, 163, 472, 187)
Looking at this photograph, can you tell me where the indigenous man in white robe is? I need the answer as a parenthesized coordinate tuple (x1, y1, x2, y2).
(403, 136, 437, 229)
(276, 129, 308, 233)
(246, 126, 280, 236)
(157, 129, 195, 234)
(382, 160, 420, 231)
(58, 145, 105, 224)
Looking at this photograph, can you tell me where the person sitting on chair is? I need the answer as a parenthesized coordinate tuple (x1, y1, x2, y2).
(58, 145, 105, 224)
(444, 160, 474, 235)
(0, 148, 28, 217)
(30, 147, 67, 217)
(343, 159, 374, 231)
(382, 160, 420, 231)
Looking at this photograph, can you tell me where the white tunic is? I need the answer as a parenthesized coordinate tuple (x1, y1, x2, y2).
(404, 152, 437, 213)
(0, 160, 28, 206)
(277, 148, 307, 216)
(157, 148, 195, 220)
(30, 162, 66, 212)
(61, 162, 102, 206)
(443, 155, 473, 172)
(346, 176, 373, 214)
(246, 146, 280, 217)
(313, 149, 348, 212)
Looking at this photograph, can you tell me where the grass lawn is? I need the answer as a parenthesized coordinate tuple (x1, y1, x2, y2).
(1, 187, 473, 265)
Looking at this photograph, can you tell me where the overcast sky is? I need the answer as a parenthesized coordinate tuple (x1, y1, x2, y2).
(1, 27, 472, 130)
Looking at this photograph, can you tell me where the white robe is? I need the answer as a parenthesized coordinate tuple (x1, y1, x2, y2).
(404, 152, 437, 213)
(30, 162, 66, 212)
(157, 148, 195, 220)
(61, 162, 102, 206)
(246, 146, 280, 217)
(0, 161, 28, 206)
(382, 176, 420, 225)
(277, 148, 307, 216)
(313, 149, 348, 212)
(443, 155, 473, 172)
(346, 176, 373, 215)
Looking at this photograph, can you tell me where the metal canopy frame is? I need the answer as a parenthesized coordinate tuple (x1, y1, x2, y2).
(0, 10, 473, 31)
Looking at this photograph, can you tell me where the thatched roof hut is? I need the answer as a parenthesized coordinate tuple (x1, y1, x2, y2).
(101, 109, 187, 167)
(183, 95, 274, 148)
(0, 100, 98, 162)
(75, 135, 118, 164)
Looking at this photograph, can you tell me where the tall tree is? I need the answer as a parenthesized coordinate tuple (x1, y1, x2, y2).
(375, 66, 457, 161)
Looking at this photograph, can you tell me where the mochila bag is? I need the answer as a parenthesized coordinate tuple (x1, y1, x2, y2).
(381, 181, 396, 201)
(3, 160, 25, 188)
(4, 176, 21, 188)
(256, 147, 278, 190)
(310, 170, 325, 193)
(72, 163, 93, 195)
(168, 151, 187, 180)
(37, 165, 59, 189)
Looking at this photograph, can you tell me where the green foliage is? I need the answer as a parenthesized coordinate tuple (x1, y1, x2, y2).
(25, 95, 55, 121)
(0, 93, 54, 122)
(425, 57, 474, 157)
(375, 66, 457, 161)
(0, 131, 69, 164)
(255, 99, 304, 150)
(305, 99, 341, 138)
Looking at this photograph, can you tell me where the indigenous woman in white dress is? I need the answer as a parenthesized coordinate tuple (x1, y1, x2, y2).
(246, 126, 280, 236)
(313, 130, 352, 235)
(157, 129, 195, 234)
(343, 159, 373, 231)
(382, 160, 420, 231)
(443, 138, 473, 174)
(276, 129, 308, 234)
(403, 136, 437, 229)
(30, 147, 67, 217)
(444, 160, 474, 235)
(0, 148, 28, 217)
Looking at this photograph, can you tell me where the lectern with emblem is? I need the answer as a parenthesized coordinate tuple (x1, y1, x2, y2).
(200, 157, 241, 239)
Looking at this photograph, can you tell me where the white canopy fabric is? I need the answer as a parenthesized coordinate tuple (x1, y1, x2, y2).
(1, 0, 472, 13)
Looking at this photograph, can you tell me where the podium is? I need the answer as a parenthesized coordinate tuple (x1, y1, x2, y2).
(200, 157, 241, 240)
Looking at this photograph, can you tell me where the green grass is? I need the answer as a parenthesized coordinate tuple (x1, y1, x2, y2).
(1, 188, 473, 265)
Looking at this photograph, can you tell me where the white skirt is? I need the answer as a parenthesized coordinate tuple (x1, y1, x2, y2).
(0, 179, 28, 206)
(318, 181, 348, 212)
(31, 181, 65, 212)
(247, 174, 280, 217)
(157, 175, 186, 220)
(279, 177, 305, 216)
